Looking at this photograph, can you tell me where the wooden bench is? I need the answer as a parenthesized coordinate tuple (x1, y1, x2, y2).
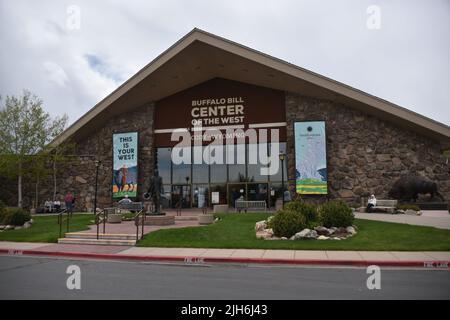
(235, 200, 267, 213)
(371, 199, 398, 214)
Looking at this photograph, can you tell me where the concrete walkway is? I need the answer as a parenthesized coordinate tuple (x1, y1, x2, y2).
(1, 241, 449, 267)
(355, 210, 450, 230)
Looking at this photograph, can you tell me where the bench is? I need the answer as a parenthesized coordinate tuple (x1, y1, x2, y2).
(235, 200, 267, 213)
(117, 202, 144, 213)
(371, 199, 398, 214)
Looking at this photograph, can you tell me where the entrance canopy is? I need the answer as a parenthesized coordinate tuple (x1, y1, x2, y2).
(52, 28, 450, 146)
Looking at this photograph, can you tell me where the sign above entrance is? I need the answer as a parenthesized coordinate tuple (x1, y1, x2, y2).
(154, 78, 286, 147)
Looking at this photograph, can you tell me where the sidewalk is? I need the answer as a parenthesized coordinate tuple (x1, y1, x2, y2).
(355, 210, 450, 230)
(1, 241, 449, 268)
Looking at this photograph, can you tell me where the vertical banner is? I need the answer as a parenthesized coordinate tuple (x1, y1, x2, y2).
(294, 121, 328, 194)
(112, 132, 138, 198)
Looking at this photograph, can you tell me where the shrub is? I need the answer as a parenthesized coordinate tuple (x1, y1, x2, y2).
(269, 209, 306, 238)
(284, 200, 317, 223)
(396, 204, 420, 212)
(1, 207, 31, 226)
(318, 200, 354, 228)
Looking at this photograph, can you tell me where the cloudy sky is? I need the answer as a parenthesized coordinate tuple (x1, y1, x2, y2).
(1, 0, 449, 127)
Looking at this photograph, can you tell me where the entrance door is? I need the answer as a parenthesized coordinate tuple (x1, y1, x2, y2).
(228, 183, 247, 208)
(171, 185, 191, 208)
(247, 183, 269, 205)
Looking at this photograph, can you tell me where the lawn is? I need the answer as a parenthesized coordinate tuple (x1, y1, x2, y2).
(138, 213, 450, 251)
(0, 214, 93, 243)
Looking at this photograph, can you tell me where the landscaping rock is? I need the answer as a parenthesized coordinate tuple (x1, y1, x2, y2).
(29, 219, 34, 224)
(396, 209, 405, 214)
(329, 227, 337, 235)
(337, 227, 347, 234)
(346, 226, 357, 235)
(317, 235, 329, 240)
(255, 220, 267, 232)
(256, 231, 272, 240)
(264, 228, 274, 236)
(294, 229, 318, 240)
(281, 237, 288, 240)
(0, 225, 5, 230)
(4, 225, 14, 231)
(405, 209, 418, 215)
(14, 226, 22, 230)
(294, 228, 311, 239)
(331, 237, 342, 240)
(314, 226, 331, 236)
(23, 221, 32, 229)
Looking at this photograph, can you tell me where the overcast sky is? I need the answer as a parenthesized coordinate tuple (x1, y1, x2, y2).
(1, 0, 449, 127)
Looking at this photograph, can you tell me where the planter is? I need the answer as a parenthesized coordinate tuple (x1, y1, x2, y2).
(198, 214, 214, 225)
(107, 214, 122, 224)
(213, 205, 228, 213)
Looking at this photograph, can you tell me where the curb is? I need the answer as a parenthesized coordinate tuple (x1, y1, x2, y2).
(0, 248, 449, 268)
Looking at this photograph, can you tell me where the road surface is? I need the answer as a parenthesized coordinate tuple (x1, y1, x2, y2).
(0, 255, 449, 299)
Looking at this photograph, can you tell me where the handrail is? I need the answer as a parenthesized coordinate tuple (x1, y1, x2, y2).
(95, 209, 107, 240)
(57, 209, 69, 238)
(134, 209, 145, 240)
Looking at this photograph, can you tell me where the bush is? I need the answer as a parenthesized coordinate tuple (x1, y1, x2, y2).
(284, 200, 317, 223)
(396, 204, 420, 212)
(268, 209, 306, 238)
(1, 207, 31, 226)
(318, 200, 354, 228)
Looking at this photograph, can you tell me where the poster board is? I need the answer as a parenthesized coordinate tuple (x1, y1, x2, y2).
(294, 121, 328, 194)
(112, 132, 138, 198)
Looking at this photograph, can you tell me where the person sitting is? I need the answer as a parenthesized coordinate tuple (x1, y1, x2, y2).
(118, 195, 132, 205)
(53, 199, 61, 213)
(44, 199, 52, 213)
(367, 194, 377, 213)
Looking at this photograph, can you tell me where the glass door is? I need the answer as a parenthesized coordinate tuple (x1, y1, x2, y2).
(171, 185, 191, 208)
(227, 183, 247, 208)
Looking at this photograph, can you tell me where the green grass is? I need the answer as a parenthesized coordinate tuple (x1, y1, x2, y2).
(0, 214, 93, 243)
(138, 213, 450, 251)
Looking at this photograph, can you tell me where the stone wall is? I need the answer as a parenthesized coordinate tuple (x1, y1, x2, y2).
(36, 103, 155, 211)
(285, 92, 450, 203)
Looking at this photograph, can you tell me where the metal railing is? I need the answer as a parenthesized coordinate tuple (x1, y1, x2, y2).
(235, 200, 267, 213)
(134, 208, 145, 240)
(57, 209, 69, 238)
(95, 209, 107, 240)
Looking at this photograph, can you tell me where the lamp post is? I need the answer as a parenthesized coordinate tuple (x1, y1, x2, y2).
(93, 160, 101, 215)
(279, 152, 286, 209)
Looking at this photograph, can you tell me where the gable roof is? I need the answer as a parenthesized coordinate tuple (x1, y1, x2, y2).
(52, 28, 450, 146)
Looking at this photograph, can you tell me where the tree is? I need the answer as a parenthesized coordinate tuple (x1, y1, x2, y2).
(0, 91, 68, 207)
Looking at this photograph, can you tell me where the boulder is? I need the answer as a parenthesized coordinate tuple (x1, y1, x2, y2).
(23, 221, 32, 229)
(14, 226, 22, 230)
(317, 235, 329, 240)
(281, 237, 288, 240)
(329, 227, 337, 235)
(331, 237, 342, 240)
(346, 226, 357, 235)
(294, 229, 318, 240)
(29, 219, 34, 224)
(396, 209, 405, 214)
(4, 225, 14, 231)
(256, 231, 272, 240)
(255, 220, 267, 232)
(405, 209, 418, 215)
(314, 226, 331, 236)
(0, 225, 5, 230)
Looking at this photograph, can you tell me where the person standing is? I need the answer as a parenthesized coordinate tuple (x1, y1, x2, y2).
(64, 191, 74, 215)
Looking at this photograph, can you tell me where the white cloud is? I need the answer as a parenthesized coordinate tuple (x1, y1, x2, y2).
(0, 0, 449, 126)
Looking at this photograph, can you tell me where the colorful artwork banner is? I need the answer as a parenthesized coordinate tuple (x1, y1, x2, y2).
(112, 132, 138, 198)
(294, 121, 328, 195)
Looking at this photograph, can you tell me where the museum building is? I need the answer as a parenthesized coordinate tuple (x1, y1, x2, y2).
(46, 29, 450, 211)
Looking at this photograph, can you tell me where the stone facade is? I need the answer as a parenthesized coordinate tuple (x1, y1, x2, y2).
(285, 92, 450, 203)
(34, 103, 155, 211)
